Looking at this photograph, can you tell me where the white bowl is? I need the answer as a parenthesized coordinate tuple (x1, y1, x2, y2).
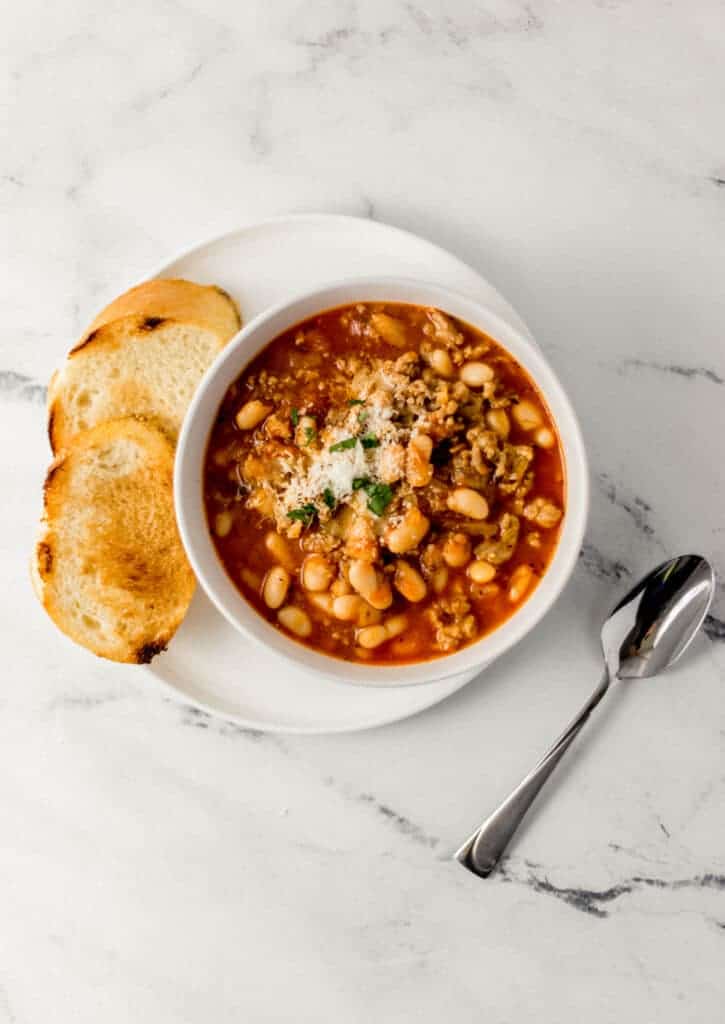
(175, 278, 589, 687)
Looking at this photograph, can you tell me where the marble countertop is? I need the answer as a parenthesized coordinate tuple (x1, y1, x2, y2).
(2, 1, 724, 1020)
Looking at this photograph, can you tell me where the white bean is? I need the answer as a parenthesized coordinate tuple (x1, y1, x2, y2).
(357, 624, 389, 650)
(486, 408, 510, 439)
(235, 399, 272, 430)
(348, 558, 393, 609)
(508, 564, 534, 603)
(262, 566, 290, 609)
(511, 400, 542, 431)
(367, 583, 394, 610)
(330, 576, 353, 598)
(307, 592, 334, 614)
(427, 348, 455, 378)
(264, 532, 295, 572)
(385, 507, 430, 554)
(468, 560, 496, 584)
(278, 605, 312, 637)
(348, 560, 377, 596)
(447, 487, 489, 520)
(357, 613, 409, 649)
(332, 594, 363, 621)
(213, 511, 232, 538)
(371, 312, 408, 348)
(442, 533, 471, 568)
(383, 614, 408, 639)
(534, 427, 555, 449)
(460, 361, 494, 387)
(301, 554, 333, 592)
(393, 561, 427, 602)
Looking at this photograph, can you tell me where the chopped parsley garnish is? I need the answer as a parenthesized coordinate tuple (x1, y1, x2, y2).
(365, 483, 393, 516)
(304, 426, 317, 445)
(329, 437, 357, 452)
(322, 488, 336, 510)
(347, 398, 364, 406)
(351, 477, 394, 516)
(357, 409, 368, 425)
(287, 503, 317, 527)
(290, 407, 299, 427)
(329, 432, 379, 454)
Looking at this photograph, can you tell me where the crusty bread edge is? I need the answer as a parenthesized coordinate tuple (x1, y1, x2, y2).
(47, 315, 225, 453)
(47, 278, 241, 454)
(84, 278, 242, 343)
(70, 313, 169, 356)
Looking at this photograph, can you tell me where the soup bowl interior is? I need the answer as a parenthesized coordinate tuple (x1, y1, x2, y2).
(175, 277, 588, 687)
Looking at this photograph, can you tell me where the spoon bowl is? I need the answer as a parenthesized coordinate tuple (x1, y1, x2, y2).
(602, 555, 715, 680)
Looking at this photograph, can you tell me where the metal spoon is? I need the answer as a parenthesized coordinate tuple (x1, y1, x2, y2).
(455, 554, 715, 877)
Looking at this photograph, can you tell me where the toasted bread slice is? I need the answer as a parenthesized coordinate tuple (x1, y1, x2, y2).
(32, 418, 195, 663)
(85, 278, 241, 342)
(48, 315, 224, 452)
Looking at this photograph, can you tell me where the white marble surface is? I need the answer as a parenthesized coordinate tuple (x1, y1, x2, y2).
(2, 1, 724, 1020)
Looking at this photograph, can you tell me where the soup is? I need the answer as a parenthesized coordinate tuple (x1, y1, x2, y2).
(203, 303, 565, 664)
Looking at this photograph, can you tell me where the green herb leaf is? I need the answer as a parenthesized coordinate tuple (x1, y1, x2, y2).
(287, 503, 317, 526)
(359, 433, 380, 449)
(365, 483, 393, 516)
(304, 426, 317, 445)
(322, 488, 336, 510)
(329, 437, 357, 453)
(347, 398, 364, 407)
(357, 410, 368, 425)
(352, 476, 371, 491)
(290, 407, 299, 427)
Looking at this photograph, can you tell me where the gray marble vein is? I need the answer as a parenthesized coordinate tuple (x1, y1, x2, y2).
(130, 60, 206, 116)
(178, 703, 269, 743)
(703, 614, 725, 642)
(353, 791, 439, 848)
(47, 691, 126, 711)
(597, 473, 655, 537)
(499, 864, 725, 919)
(579, 541, 631, 582)
(0, 370, 47, 404)
(621, 359, 724, 386)
(1, 173, 25, 189)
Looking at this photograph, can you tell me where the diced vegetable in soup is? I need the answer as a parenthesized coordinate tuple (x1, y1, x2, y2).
(204, 303, 565, 665)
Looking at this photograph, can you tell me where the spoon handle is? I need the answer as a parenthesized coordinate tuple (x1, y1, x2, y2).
(455, 670, 611, 877)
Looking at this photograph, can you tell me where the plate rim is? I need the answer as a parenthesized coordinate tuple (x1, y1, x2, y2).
(150, 635, 482, 735)
(146, 211, 534, 341)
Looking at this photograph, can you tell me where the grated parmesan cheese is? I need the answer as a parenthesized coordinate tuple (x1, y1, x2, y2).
(284, 438, 370, 510)
(282, 415, 400, 514)
(276, 360, 424, 520)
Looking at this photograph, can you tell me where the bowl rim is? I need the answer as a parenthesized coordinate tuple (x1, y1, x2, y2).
(175, 275, 589, 687)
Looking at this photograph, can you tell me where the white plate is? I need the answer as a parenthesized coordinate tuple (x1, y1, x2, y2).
(146, 214, 535, 734)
